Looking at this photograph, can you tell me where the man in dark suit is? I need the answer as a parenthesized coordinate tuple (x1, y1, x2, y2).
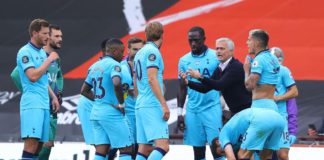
(180, 37, 252, 115)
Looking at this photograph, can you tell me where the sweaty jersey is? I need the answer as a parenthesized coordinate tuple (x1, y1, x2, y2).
(46, 53, 63, 94)
(85, 55, 122, 119)
(121, 58, 136, 115)
(178, 48, 221, 112)
(16, 42, 49, 110)
(133, 42, 164, 109)
(251, 49, 280, 85)
(275, 65, 296, 114)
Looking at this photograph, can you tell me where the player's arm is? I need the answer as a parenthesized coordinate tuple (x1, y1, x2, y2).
(48, 85, 60, 113)
(112, 76, 124, 105)
(243, 56, 260, 91)
(112, 65, 125, 114)
(244, 73, 260, 91)
(275, 85, 298, 102)
(57, 61, 64, 92)
(223, 144, 236, 160)
(177, 62, 187, 131)
(133, 73, 138, 97)
(25, 52, 59, 82)
(81, 82, 94, 101)
(148, 67, 170, 121)
(275, 69, 298, 101)
(56, 63, 64, 104)
(10, 66, 23, 92)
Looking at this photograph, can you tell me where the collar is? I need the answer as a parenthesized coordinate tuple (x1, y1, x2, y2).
(219, 57, 232, 71)
(191, 45, 208, 57)
(147, 41, 159, 49)
(28, 41, 42, 50)
(255, 49, 269, 57)
(101, 55, 114, 60)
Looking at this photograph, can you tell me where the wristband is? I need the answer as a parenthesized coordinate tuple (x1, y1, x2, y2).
(177, 107, 183, 116)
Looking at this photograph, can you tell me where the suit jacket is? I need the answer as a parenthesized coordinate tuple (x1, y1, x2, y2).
(188, 57, 252, 114)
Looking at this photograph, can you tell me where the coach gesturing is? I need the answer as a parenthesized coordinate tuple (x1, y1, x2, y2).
(181, 37, 252, 115)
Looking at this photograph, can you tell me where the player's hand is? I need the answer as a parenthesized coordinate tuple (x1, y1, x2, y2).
(289, 134, 297, 145)
(161, 103, 170, 121)
(52, 96, 60, 113)
(187, 69, 201, 79)
(178, 71, 188, 85)
(56, 91, 63, 105)
(243, 56, 251, 74)
(177, 115, 185, 132)
(115, 104, 125, 115)
(48, 52, 60, 62)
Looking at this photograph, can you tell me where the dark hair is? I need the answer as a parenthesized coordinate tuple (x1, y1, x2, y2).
(101, 38, 111, 52)
(29, 18, 49, 36)
(249, 29, 269, 48)
(309, 124, 317, 131)
(189, 26, 205, 37)
(145, 22, 163, 41)
(106, 38, 124, 53)
(49, 24, 61, 36)
(127, 37, 145, 49)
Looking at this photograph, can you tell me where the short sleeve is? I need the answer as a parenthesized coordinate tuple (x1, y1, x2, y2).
(283, 67, 295, 88)
(17, 50, 35, 72)
(85, 68, 93, 87)
(146, 50, 160, 69)
(219, 128, 231, 150)
(250, 57, 263, 75)
(111, 64, 122, 79)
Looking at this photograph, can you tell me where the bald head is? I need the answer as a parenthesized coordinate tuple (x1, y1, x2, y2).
(270, 47, 284, 64)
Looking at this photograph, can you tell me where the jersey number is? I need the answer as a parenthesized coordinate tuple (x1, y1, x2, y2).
(135, 60, 142, 81)
(92, 77, 105, 99)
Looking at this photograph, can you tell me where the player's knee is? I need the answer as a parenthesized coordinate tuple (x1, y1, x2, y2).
(155, 139, 169, 152)
(95, 144, 110, 155)
(138, 144, 153, 156)
(238, 149, 253, 159)
(278, 151, 288, 160)
(193, 146, 206, 160)
(119, 145, 133, 153)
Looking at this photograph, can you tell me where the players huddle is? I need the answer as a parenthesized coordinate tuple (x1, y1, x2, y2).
(15, 18, 298, 160)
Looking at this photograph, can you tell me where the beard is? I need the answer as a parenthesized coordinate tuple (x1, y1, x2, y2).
(50, 42, 61, 50)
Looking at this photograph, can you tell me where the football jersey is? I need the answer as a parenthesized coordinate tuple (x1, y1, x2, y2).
(16, 42, 49, 110)
(121, 59, 136, 115)
(46, 53, 63, 94)
(85, 55, 123, 119)
(133, 42, 164, 108)
(251, 49, 280, 85)
(178, 48, 221, 112)
(219, 108, 251, 150)
(275, 65, 296, 114)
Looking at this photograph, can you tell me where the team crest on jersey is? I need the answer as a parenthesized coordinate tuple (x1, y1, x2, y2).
(252, 60, 258, 67)
(22, 56, 29, 64)
(114, 66, 121, 72)
(148, 54, 156, 61)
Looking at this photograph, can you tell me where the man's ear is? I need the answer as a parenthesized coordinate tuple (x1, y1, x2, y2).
(31, 30, 38, 37)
